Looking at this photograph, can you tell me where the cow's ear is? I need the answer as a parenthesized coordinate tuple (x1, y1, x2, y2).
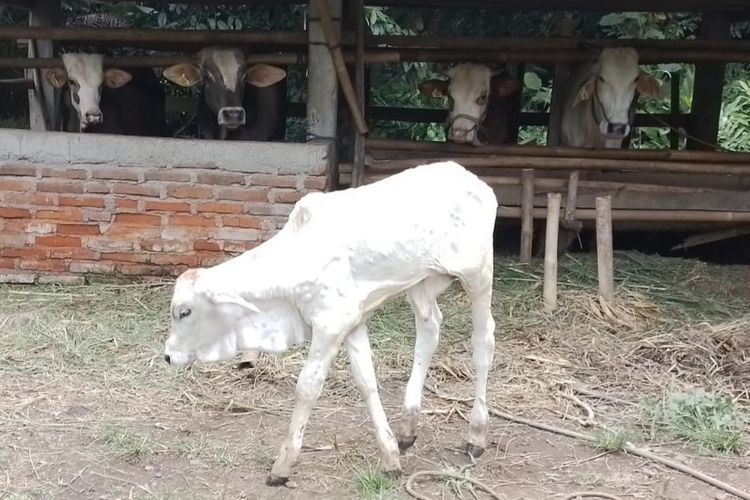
(574, 77, 596, 107)
(491, 76, 521, 98)
(163, 63, 202, 87)
(245, 64, 286, 87)
(636, 72, 661, 99)
(46, 67, 68, 89)
(418, 78, 449, 98)
(103, 68, 132, 89)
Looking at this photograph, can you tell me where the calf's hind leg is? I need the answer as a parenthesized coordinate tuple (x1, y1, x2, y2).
(397, 275, 452, 452)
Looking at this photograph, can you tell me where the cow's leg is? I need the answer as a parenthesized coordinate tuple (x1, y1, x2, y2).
(344, 323, 401, 475)
(397, 275, 452, 452)
(268, 329, 345, 486)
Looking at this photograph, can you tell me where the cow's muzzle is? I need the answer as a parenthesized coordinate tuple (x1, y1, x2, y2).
(218, 107, 246, 129)
(600, 121, 630, 139)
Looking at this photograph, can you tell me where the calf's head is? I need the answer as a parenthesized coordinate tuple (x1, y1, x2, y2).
(418, 63, 520, 145)
(46, 53, 133, 130)
(574, 47, 661, 140)
(164, 268, 304, 367)
(163, 47, 286, 132)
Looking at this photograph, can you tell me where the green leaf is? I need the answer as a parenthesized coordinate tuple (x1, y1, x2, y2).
(524, 72, 542, 91)
(157, 12, 167, 28)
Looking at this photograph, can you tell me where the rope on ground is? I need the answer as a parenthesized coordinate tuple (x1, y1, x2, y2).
(405, 470, 503, 500)
(562, 493, 625, 500)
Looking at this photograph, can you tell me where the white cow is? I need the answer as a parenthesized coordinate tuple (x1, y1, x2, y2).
(561, 47, 661, 148)
(164, 161, 498, 485)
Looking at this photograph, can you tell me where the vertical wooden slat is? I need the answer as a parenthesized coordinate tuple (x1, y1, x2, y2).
(26, 0, 59, 131)
(670, 71, 681, 150)
(596, 195, 615, 305)
(520, 168, 535, 263)
(351, 0, 366, 188)
(543, 192, 561, 313)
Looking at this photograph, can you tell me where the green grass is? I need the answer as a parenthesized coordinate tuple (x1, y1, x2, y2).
(592, 427, 633, 452)
(100, 425, 158, 462)
(661, 390, 745, 455)
(352, 463, 398, 500)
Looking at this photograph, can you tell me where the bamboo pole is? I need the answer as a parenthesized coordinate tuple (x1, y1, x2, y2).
(0, 77, 33, 88)
(351, 0, 367, 187)
(520, 169, 535, 264)
(0, 54, 305, 69)
(367, 156, 750, 176)
(595, 196, 615, 304)
(311, 0, 368, 135)
(543, 193, 562, 313)
(563, 171, 580, 227)
(364, 138, 750, 164)
(498, 207, 750, 223)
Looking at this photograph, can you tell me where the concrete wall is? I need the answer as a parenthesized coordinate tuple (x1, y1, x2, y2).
(0, 130, 332, 284)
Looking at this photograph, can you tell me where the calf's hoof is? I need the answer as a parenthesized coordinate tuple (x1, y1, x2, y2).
(266, 474, 289, 487)
(397, 435, 416, 453)
(464, 443, 485, 459)
(237, 361, 256, 370)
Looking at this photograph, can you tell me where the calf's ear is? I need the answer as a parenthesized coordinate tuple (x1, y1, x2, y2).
(636, 72, 661, 99)
(574, 76, 596, 107)
(103, 68, 133, 89)
(163, 63, 202, 87)
(418, 79, 449, 98)
(246, 64, 287, 87)
(45, 67, 68, 89)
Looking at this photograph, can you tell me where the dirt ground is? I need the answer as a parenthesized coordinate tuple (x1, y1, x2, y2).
(0, 252, 748, 500)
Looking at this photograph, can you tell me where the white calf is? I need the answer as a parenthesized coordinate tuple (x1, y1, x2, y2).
(164, 161, 498, 485)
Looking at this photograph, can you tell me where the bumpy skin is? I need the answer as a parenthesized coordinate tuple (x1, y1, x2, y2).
(165, 161, 499, 485)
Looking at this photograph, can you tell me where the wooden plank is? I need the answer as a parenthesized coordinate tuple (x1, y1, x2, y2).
(351, 0, 366, 188)
(520, 169, 534, 263)
(688, 13, 731, 150)
(498, 206, 750, 223)
(26, 0, 58, 132)
(670, 72, 681, 150)
(546, 62, 569, 147)
(595, 196, 615, 304)
(670, 225, 750, 251)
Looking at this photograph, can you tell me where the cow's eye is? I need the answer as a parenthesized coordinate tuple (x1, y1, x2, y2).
(69, 79, 78, 86)
(476, 93, 488, 105)
(597, 75, 605, 83)
(178, 307, 192, 319)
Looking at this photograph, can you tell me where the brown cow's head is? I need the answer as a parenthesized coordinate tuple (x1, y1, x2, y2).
(163, 47, 286, 134)
(46, 53, 132, 131)
(418, 63, 520, 146)
(574, 47, 661, 140)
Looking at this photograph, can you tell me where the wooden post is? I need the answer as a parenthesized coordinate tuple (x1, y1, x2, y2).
(688, 13, 731, 150)
(564, 171, 579, 223)
(26, 0, 59, 131)
(670, 71, 681, 150)
(307, 0, 342, 191)
(351, 0, 366, 188)
(520, 168, 535, 263)
(543, 192, 561, 313)
(595, 196, 615, 304)
(547, 63, 569, 146)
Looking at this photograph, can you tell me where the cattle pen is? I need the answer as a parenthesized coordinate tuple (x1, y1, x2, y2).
(0, 2, 749, 500)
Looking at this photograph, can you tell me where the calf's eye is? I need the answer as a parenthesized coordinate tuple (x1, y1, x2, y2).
(178, 307, 192, 319)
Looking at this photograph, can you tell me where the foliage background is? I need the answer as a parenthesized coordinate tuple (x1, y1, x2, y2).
(0, 3, 748, 149)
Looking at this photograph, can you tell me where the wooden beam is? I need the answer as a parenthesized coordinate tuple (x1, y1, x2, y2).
(688, 13, 731, 150)
(498, 207, 750, 223)
(543, 192, 561, 313)
(546, 63, 569, 147)
(670, 225, 750, 251)
(670, 72, 681, 150)
(520, 169, 535, 264)
(595, 196, 615, 305)
(26, 0, 57, 132)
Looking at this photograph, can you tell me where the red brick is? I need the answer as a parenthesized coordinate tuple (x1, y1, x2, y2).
(25, 221, 56, 234)
(1, 248, 48, 259)
(221, 215, 263, 229)
(0, 164, 37, 176)
(269, 189, 302, 204)
(169, 214, 215, 227)
(36, 208, 83, 221)
(246, 203, 293, 216)
(114, 214, 161, 226)
(0, 179, 35, 191)
(39, 167, 87, 180)
(0, 258, 18, 270)
(57, 224, 100, 236)
(216, 228, 259, 242)
(145, 201, 191, 213)
(84, 182, 111, 194)
(19, 259, 67, 272)
(116, 264, 166, 276)
(2, 192, 57, 206)
(197, 172, 245, 186)
(87, 239, 133, 252)
(303, 176, 327, 190)
(0, 207, 30, 218)
(69, 261, 115, 274)
(102, 252, 150, 263)
(58, 195, 106, 208)
(167, 185, 213, 199)
(106, 225, 162, 239)
(145, 170, 191, 182)
(37, 180, 84, 194)
(222, 241, 258, 253)
(84, 209, 113, 222)
(151, 254, 200, 267)
(250, 174, 298, 188)
(115, 198, 139, 210)
(141, 239, 191, 253)
(35, 235, 81, 247)
(200, 254, 229, 267)
(48, 248, 99, 260)
(161, 227, 215, 241)
(112, 183, 160, 198)
(194, 240, 221, 252)
(91, 168, 139, 181)
(197, 202, 243, 214)
(216, 187, 267, 203)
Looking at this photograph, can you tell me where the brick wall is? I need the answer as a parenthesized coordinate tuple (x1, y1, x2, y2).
(0, 130, 331, 284)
